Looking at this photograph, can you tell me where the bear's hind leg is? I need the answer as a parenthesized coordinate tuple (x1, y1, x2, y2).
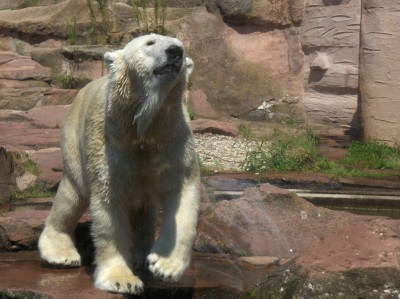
(38, 176, 88, 267)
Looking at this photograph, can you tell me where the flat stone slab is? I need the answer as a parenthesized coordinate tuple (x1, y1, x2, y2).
(0, 251, 276, 298)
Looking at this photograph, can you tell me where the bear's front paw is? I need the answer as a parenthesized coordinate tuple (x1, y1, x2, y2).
(147, 252, 190, 282)
(43, 249, 81, 267)
(94, 266, 144, 294)
(38, 230, 81, 267)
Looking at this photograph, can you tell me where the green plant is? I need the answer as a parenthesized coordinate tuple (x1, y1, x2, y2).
(188, 109, 196, 120)
(131, 0, 168, 35)
(244, 129, 319, 173)
(238, 123, 253, 139)
(198, 157, 213, 176)
(13, 182, 54, 200)
(61, 74, 91, 89)
(66, 16, 78, 45)
(24, 158, 40, 176)
(18, 0, 41, 8)
(86, 0, 111, 44)
(243, 127, 400, 179)
(344, 141, 400, 169)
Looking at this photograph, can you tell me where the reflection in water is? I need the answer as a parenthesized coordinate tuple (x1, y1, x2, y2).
(0, 251, 276, 298)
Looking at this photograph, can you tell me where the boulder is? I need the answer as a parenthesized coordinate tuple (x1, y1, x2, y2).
(0, 52, 51, 87)
(247, 262, 400, 298)
(0, 36, 32, 56)
(204, 0, 305, 26)
(17, 105, 69, 129)
(29, 148, 63, 189)
(16, 173, 37, 192)
(0, 0, 92, 41)
(196, 183, 400, 262)
(0, 110, 62, 151)
(0, 88, 50, 111)
(0, 209, 47, 250)
(174, 7, 303, 118)
(188, 89, 220, 119)
(0, 87, 77, 110)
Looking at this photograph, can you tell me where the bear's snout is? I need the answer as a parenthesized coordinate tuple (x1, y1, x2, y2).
(166, 45, 183, 61)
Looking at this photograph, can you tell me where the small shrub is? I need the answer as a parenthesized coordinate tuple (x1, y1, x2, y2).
(238, 123, 252, 139)
(131, 0, 168, 35)
(66, 16, 78, 45)
(18, 0, 41, 8)
(24, 158, 40, 176)
(86, 0, 112, 44)
(188, 109, 196, 120)
(244, 129, 319, 173)
(13, 182, 54, 200)
(61, 74, 91, 89)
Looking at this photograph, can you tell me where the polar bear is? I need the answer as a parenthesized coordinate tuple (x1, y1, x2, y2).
(38, 34, 200, 294)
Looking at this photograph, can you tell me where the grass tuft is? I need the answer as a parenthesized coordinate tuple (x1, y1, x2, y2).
(244, 129, 319, 173)
(24, 158, 40, 176)
(243, 129, 400, 179)
(344, 141, 400, 169)
(13, 182, 54, 200)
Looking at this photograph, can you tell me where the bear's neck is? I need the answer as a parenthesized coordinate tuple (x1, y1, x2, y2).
(105, 83, 186, 144)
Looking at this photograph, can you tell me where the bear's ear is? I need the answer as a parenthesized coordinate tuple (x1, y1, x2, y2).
(104, 51, 117, 69)
(186, 57, 194, 76)
(104, 50, 130, 100)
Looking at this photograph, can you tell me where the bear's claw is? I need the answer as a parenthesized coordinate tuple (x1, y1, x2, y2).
(147, 252, 189, 282)
(94, 266, 144, 294)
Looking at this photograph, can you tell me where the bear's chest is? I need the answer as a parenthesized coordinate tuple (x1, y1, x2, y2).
(107, 141, 178, 192)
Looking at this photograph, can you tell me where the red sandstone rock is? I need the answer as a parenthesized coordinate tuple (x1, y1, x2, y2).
(18, 105, 69, 129)
(188, 89, 220, 119)
(0, 52, 51, 85)
(0, 209, 48, 250)
(191, 118, 239, 137)
(196, 183, 400, 272)
(29, 148, 63, 189)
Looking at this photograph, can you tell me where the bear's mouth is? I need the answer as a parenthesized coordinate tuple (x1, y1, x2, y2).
(153, 63, 181, 76)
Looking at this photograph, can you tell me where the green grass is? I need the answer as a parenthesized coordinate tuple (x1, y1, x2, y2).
(61, 74, 91, 89)
(344, 141, 400, 169)
(243, 129, 400, 179)
(188, 109, 196, 120)
(13, 182, 54, 200)
(66, 16, 78, 45)
(244, 129, 319, 173)
(24, 158, 40, 176)
(18, 0, 41, 8)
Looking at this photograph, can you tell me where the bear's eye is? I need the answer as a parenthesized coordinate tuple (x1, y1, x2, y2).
(146, 40, 155, 46)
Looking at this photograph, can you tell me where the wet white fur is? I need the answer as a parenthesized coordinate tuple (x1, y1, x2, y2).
(38, 34, 199, 295)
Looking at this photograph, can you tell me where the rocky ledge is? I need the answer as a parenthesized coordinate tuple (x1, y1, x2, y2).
(1, 182, 399, 298)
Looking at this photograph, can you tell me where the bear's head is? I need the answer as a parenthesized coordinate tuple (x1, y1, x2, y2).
(104, 34, 194, 136)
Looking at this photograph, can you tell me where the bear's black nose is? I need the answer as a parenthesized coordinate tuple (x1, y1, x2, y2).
(166, 45, 183, 60)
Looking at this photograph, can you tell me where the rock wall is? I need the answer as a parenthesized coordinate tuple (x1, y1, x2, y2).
(0, 0, 399, 145)
(359, 0, 400, 145)
(301, 0, 361, 129)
